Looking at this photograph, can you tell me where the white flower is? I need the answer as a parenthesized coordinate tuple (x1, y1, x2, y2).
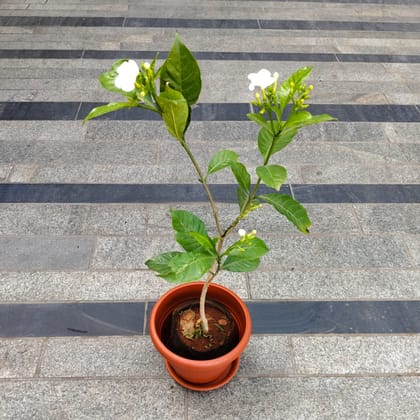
(114, 60, 139, 92)
(238, 229, 246, 237)
(248, 69, 277, 91)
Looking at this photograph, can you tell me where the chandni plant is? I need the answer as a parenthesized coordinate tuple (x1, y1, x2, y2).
(85, 34, 335, 333)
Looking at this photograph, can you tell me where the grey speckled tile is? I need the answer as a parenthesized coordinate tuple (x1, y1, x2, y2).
(263, 236, 412, 269)
(248, 269, 420, 300)
(0, 338, 44, 378)
(0, 165, 11, 181)
(405, 236, 420, 267)
(39, 336, 166, 377)
(0, 379, 185, 420)
(0, 271, 172, 302)
(0, 237, 94, 270)
(292, 335, 420, 375)
(188, 377, 420, 419)
(238, 335, 294, 376)
(354, 204, 420, 234)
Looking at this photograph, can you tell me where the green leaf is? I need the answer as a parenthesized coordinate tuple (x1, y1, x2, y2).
(145, 251, 183, 280)
(284, 111, 336, 132)
(224, 237, 268, 260)
(236, 186, 249, 213)
(156, 86, 190, 140)
(257, 126, 274, 159)
(246, 112, 272, 132)
(160, 34, 201, 105)
(230, 162, 251, 211)
(230, 162, 250, 192)
(175, 231, 217, 255)
(206, 149, 239, 178)
(188, 232, 217, 254)
(83, 102, 136, 122)
(256, 165, 287, 191)
(222, 256, 261, 272)
(170, 209, 208, 235)
(257, 121, 287, 159)
(272, 128, 298, 154)
(259, 193, 312, 234)
(168, 252, 215, 282)
(146, 250, 215, 283)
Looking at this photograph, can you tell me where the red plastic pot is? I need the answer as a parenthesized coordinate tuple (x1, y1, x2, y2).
(149, 282, 252, 391)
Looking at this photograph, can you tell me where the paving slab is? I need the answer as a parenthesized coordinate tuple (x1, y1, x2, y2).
(263, 235, 413, 269)
(0, 237, 94, 270)
(0, 165, 11, 181)
(405, 236, 420, 267)
(301, 163, 420, 183)
(0, 204, 87, 235)
(187, 377, 420, 419)
(0, 271, 173, 302)
(0, 338, 44, 378)
(0, 379, 185, 420)
(249, 269, 420, 299)
(238, 335, 295, 376)
(292, 335, 420, 374)
(39, 336, 166, 378)
(353, 203, 420, 234)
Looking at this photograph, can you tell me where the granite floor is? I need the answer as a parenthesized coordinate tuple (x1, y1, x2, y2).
(1, 0, 420, 418)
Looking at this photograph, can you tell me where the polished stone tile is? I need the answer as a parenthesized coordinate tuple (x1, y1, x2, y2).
(0, 49, 83, 59)
(2, 102, 420, 122)
(293, 184, 420, 203)
(0, 102, 80, 120)
(0, 183, 291, 204)
(0, 302, 145, 337)
(248, 300, 420, 333)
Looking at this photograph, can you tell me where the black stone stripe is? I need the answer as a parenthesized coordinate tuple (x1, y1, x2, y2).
(258, 19, 420, 32)
(247, 301, 420, 334)
(2, 49, 420, 63)
(1, 184, 420, 204)
(1, 16, 420, 32)
(1, 300, 419, 337)
(1, 102, 419, 122)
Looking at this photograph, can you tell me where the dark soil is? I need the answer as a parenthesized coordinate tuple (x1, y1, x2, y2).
(165, 299, 239, 360)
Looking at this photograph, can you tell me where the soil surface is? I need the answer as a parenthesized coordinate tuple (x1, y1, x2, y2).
(166, 300, 239, 360)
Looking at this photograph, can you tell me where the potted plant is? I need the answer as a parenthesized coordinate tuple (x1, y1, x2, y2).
(84, 34, 334, 391)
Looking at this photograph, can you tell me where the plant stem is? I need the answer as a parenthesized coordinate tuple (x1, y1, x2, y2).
(177, 138, 226, 332)
(221, 117, 281, 240)
(179, 140, 223, 238)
